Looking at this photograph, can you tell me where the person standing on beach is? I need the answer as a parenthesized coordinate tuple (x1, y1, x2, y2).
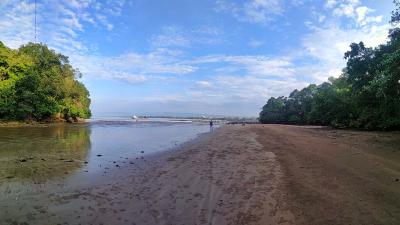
(209, 120, 214, 132)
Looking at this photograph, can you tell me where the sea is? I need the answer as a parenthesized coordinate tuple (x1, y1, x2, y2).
(0, 117, 215, 182)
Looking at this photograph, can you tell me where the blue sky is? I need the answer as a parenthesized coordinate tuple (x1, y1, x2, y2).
(0, 0, 395, 117)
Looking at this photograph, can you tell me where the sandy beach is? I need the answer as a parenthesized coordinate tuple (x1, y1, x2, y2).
(2, 124, 400, 225)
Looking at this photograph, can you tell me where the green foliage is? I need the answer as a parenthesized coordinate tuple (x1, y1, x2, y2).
(392, 0, 400, 24)
(259, 2, 400, 130)
(259, 97, 286, 124)
(0, 42, 91, 121)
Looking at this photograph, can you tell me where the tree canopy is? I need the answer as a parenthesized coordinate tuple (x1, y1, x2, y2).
(259, 1, 400, 130)
(0, 42, 91, 122)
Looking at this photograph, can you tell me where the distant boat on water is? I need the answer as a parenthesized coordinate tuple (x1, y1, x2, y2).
(132, 115, 138, 120)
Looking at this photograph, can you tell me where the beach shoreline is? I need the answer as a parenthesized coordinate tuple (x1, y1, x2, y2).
(1, 124, 400, 225)
(0, 120, 88, 127)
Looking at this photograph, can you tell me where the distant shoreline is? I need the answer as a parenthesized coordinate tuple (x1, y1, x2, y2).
(0, 120, 88, 127)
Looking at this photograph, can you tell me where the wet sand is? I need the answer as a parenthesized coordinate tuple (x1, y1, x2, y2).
(2, 125, 400, 224)
(253, 125, 400, 225)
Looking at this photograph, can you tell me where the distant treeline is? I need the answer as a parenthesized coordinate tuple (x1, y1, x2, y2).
(259, 2, 400, 130)
(0, 42, 91, 122)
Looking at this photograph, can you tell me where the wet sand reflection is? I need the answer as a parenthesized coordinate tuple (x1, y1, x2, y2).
(0, 124, 91, 182)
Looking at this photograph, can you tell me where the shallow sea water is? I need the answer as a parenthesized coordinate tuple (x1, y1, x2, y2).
(0, 120, 212, 222)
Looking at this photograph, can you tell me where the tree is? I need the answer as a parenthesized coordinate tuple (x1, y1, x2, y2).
(286, 84, 316, 124)
(0, 42, 91, 122)
(259, 97, 287, 124)
(259, 1, 400, 130)
(0, 42, 32, 119)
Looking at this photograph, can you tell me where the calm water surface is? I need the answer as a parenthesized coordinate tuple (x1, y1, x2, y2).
(0, 120, 211, 222)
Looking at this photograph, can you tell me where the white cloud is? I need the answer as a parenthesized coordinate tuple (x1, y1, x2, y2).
(248, 39, 264, 48)
(184, 75, 307, 114)
(214, 76, 305, 100)
(299, 23, 389, 82)
(215, 0, 284, 24)
(76, 53, 295, 84)
(111, 49, 196, 75)
(325, 0, 338, 9)
(0, 0, 124, 54)
(191, 55, 294, 78)
(106, 23, 114, 31)
(71, 48, 197, 84)
(181, 55, 305, 110)
(149, 26, 191, 48)
(355, 6, 382, 26)
(108, 72, 149, 84)
(355, 6, 370, 22)
(243, 0, 283, 23)
(195, 81, 214, 89)
(294, 0, 391, 83)
(184, 13, 390, 106)
(318, 15, 326, 23)
(149, 26, 222, 48)
(0, 1, 35, 48)
(291, 0, 307, 6)
(332, 2, 358, 18)
(64, 0, 92, 9)
(328, 0, 383, 27)
(75, 51, 300, 107)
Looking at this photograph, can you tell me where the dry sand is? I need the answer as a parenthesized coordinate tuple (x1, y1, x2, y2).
(2, 124, 400, 225)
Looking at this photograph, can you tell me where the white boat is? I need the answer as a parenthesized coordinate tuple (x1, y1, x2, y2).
(132, 115, 138, 120)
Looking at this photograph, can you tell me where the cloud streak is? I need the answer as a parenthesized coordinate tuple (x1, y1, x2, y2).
(0, 0, 125, 53)
(215, 0, 284, 24)
(149, 26, 223, 48)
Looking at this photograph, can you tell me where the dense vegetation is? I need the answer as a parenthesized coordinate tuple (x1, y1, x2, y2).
(259, 2, 400, 130)
(0, 42, 91, 122)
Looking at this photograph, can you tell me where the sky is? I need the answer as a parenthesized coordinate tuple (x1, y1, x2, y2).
(0, 0, 395, 117)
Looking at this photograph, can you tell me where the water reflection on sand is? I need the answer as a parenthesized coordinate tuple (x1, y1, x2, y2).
(0, 124, 91, 182)
(0, 120, 210, 224)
